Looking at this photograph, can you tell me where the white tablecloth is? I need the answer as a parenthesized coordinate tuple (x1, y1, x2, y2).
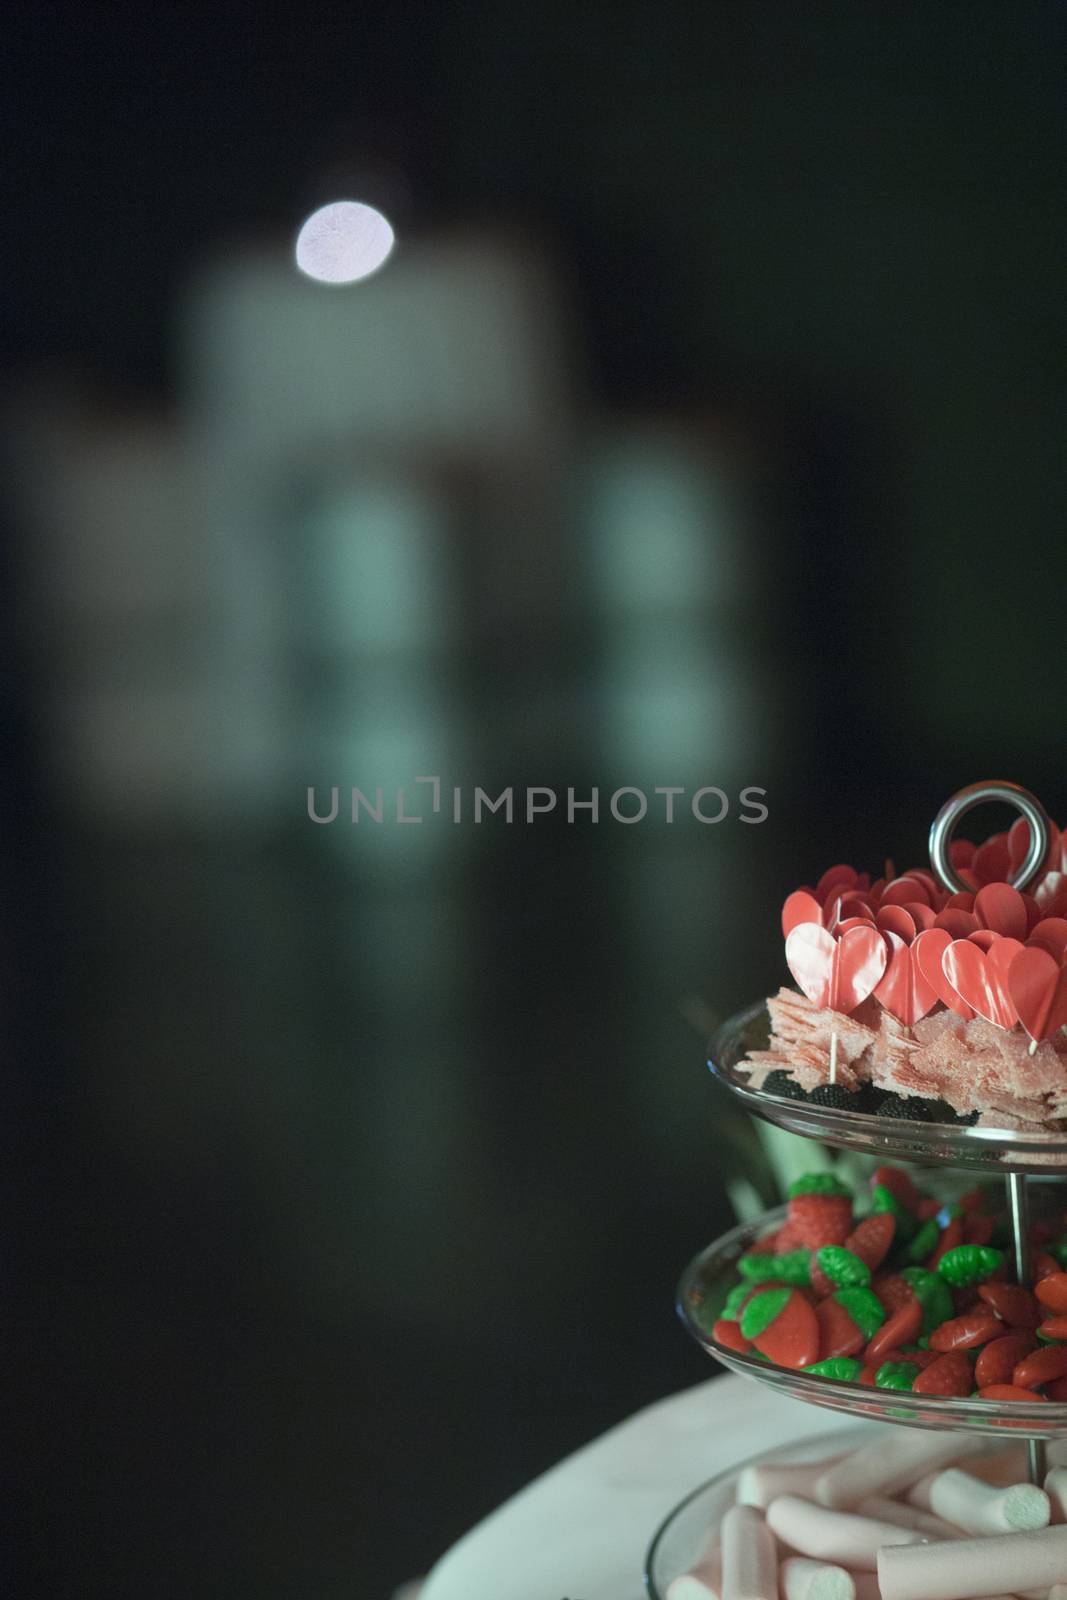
(420, 1374, 869, 1600)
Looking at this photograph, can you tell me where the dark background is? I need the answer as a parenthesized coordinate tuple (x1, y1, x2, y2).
(7, 5, 1066, 1596)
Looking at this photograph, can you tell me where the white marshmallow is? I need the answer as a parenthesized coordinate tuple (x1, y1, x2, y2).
(781, 1556, 856, 1600)
(667, 1555, 722, 1600)
(721, 1505, 777, 1600)
(766, 1496, 923, 1571)
(738, 1456, 847, 1510)
(917, 1468, 1051, 1536)
(815, 1433, 986, 1510)
(1046, 1467, 1067, 1525)
(857, 1495, 960, 1540)
(877, 1524, 1067, 1600)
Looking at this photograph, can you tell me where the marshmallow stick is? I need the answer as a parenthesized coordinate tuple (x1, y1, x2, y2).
(877, 1525, 1067, 1600)
(667, 1553, 722, 1600)
(857, 1496, 961, 1540)
(766, 1496, 923, 1571)
(738, 1456, 848, 1509)
(781, 1556, 856, 1600)
(815, 1433, 986, 1510)
(721, 1506, 777, 1600)
(931, 1470, 1049, 1536)
(1047, 1467, 1067, 1524)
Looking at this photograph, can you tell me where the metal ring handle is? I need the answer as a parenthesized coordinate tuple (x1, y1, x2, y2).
(929, 780, 1052, 894)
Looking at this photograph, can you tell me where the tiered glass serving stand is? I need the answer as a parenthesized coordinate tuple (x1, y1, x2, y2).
(660, 783, 1067, 1593)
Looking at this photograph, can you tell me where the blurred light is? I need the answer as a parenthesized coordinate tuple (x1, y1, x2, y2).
(294, 200, 395, 285)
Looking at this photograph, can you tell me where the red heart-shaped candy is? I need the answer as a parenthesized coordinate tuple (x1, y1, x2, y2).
(913, 927, 974, 1020)
(1008, 947, 1067, 1045)
(785, 922, 887, 1013)
(942, 936, 1024, 1031)
(874, 931, 939, 1027)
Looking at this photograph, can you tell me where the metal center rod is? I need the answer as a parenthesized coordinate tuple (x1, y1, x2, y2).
(1007, 1171, 1047, 1486)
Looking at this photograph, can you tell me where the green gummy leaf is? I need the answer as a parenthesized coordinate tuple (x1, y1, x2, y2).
(738, 1249, 811, 1285)
(936, 1245, 1005, 1288)
(740, 1287, 791, 1340)
(803, 1357, 863, 1382)
(903, 1218, 940, 1266)
(875, 1361, 919, 1391)
(899, 1266, 953, 1335)
(721, 1283, 750, 1321)
(816, 1245, 871, 1289)
(835, 1286, 886, 1341)
(871, 1184, 917, 1245)
(788, 1173, 851, 1199)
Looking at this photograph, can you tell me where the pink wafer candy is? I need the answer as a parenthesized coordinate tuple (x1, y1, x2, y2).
(914, 1467, 1050, 1535)
(877, 1525, 1067, 1600)
(780, 1556, 856, 1600)
(857, 1495, 960, 1540)
(667, 1549, 722, 1600)
(1046, 1466, 1067, 1524)
(737, 1455, 847, 1510)
(766, 1496, 922, 1571)
(721, 1505, 777, 1600)
(815, 1432, 986, 1509)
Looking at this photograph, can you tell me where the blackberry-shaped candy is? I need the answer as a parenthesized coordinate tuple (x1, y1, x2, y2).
(873, 1093, 934, 1122)
(809, 1082, 858, 1109)
(762, 1070, 810, 1102)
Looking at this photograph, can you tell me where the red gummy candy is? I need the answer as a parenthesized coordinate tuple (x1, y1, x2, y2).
(1014, 1345, 1067, 1390)
(872, 1165, 920, 1210)
(774, 1220, 806, 1253)
(863, 1299, 923, 1368)
(960, 1188, 986, 1215)
(815, 1297, 867, 1361)
(978, 1384, 1048, 1402)
(978, 1282, 1040, 1329)
(928, 1216, 964, 1269)
(1035, 1272, 1067, 1313)
(1035, 1252, 1061, 1280)
(974, 1332, 1039, 1389)
(873, 1274, 914, 1315)
(1045, 1373, 1067, 1401)
(963, 1214, 995, 1246)
(752, 1288, 820, 1369)
(911, 1352, 973, 1397)
(928, 1310, 1003, 1353)
(747, 1233, 779, 1256)
(1039, 1315, 1067, 1341)
(713, 1318, 753, 1354)
(787, 1193, 853, 1250)
(845, 1213, 895, 1274)
(858, 1363, 879, 1386)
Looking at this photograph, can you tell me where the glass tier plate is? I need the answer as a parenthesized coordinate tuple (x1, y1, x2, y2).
(646, 1424, 874, 1600)
(678, 1203, 1067, 1440)
(709, 1001, 1067, 1174)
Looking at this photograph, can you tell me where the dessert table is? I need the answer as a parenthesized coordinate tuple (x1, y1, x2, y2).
(420, 1373, 869, 1600)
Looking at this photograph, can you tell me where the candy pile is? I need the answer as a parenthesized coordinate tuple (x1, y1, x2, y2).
(740, 814, 1067, 1129)
(666, 1428, 1067, 1600)
(713, 1168, 1067, 1401)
